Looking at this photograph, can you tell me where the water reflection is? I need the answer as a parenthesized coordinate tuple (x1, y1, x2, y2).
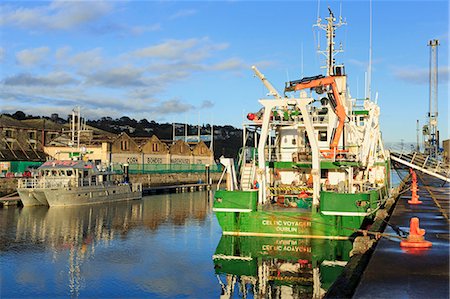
(0, 191, 214, 298)
(213, 236, 352, 298)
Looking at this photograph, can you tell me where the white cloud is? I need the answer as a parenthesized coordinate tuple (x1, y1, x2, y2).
(3, 34, 246, 120)
(0, 47, 4, 62)
(131, 38, 201, 60)
(392, 66, 449, 85)
(87, 65, 147, 88)
(0, 1, 112, 31)
(157, 99, 194, 114)
(200, 100, 214, 109)
(55, 46, 71, 61)
(69, 48, 105, 73)
(3, 72, 78, 86)
(209, 58, 246, 71)
(16, 47, 50, 67)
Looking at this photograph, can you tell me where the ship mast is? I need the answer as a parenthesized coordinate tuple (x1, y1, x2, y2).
(314, 7, 346, 76)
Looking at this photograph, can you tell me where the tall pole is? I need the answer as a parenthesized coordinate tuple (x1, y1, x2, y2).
(77, 106, 81, 149)
(367, 0, 373, 100)
(416, 119, 420, 152)
(428, 39, 439, 157)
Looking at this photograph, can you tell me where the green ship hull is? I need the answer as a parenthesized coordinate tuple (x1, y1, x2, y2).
(213, 186, 389, 239)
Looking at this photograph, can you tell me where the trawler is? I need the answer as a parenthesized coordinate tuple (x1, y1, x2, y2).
(17, 159, 142, 207)
(213, 9, 390, 239)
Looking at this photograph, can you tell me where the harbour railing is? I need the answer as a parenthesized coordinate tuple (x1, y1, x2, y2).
(388, 144, 450, 182)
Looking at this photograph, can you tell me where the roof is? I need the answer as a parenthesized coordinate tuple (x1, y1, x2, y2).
(39, 160, 99, 172)
(0, 149, 47, 162)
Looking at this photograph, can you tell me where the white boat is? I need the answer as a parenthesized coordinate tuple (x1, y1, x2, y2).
(17, 160, 142, 207)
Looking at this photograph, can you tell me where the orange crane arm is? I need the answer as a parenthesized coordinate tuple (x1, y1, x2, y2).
(289, 76, 346, 152)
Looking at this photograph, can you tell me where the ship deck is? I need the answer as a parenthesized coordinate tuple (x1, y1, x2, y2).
(353, 172, 449, 298)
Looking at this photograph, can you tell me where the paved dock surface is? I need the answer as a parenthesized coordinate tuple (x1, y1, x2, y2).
(353, 173, 449, 298)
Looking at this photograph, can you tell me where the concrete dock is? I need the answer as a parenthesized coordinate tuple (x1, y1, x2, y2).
(353, 173, 449, 298)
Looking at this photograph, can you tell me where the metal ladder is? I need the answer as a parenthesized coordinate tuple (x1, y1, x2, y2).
(240, 163, 255, 191)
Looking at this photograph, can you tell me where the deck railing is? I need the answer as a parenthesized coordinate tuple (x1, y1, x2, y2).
(18, 177, 122, 189)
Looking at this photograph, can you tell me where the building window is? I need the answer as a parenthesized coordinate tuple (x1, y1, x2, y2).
(152, 143, 159, 152)
(47, 133, 58, 140)
(121, 140, 129, 151)
(28, 131, 36, 140)
(319, 131, 327, 142)
(5, 129, 14, 138)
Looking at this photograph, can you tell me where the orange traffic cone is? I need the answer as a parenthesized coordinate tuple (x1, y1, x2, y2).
(400, 217, 432, 248)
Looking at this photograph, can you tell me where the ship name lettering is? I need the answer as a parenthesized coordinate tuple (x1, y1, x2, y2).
(276, 226, 297, 232)
(262, 244, 311, 253)
(262, 220, 283, 226)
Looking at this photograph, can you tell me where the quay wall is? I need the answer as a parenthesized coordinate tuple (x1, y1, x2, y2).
(0, 172, 224, 197)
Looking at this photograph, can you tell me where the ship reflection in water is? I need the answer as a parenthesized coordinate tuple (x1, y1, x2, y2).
(1, 191, 352, 298)
(213, 236, 352, 298)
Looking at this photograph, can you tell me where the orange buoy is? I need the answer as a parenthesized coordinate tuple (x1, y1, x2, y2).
(400, 217, 432, 248)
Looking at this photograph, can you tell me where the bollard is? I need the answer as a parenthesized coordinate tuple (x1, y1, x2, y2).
(400, 217, 432, 248)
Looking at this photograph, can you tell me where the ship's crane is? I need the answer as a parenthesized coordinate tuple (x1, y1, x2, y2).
(285, 76, 347, 159)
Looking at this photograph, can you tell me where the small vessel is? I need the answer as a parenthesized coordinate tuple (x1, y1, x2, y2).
(213, 9, 390, 239)
(17, 159, 142, 207)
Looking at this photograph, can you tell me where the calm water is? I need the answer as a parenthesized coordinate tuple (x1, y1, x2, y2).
(1, 171, 403, 298)
(1, 192, 222, 298)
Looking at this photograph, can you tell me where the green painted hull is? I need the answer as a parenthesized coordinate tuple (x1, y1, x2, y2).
(213, 185, 388, 238)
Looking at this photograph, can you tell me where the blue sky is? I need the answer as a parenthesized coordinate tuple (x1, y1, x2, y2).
(0, 0, 448, 143)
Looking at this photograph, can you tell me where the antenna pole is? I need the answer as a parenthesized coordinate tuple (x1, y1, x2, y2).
(367, 0, 373, 100)
(314, 7, 346, 76)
